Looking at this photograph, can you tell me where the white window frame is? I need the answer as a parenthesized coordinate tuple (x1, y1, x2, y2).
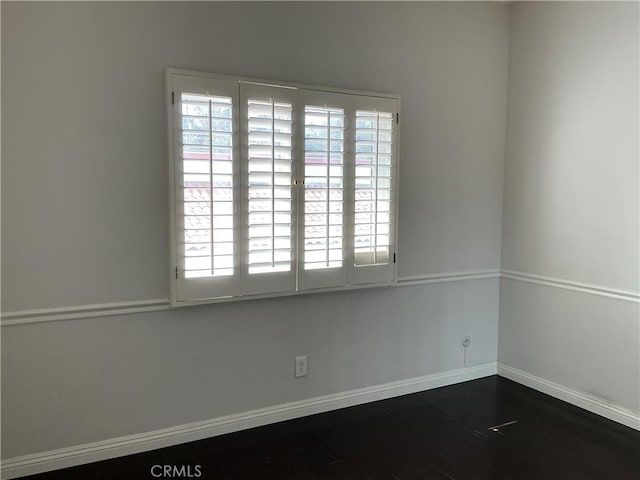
(167, 68, 401, 307)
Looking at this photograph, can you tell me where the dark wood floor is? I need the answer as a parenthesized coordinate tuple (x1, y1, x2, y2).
(24, 376, 640, 479)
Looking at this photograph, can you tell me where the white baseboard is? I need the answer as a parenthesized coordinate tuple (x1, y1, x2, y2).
(497, 362, 640, 431)
(1, 363, 497, 480)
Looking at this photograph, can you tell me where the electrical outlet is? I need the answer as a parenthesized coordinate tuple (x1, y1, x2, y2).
(295, 356, 307, 378)
(462, 336, 471, 348)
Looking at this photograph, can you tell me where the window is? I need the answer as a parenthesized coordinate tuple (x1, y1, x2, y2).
(168, 70, 399, 305)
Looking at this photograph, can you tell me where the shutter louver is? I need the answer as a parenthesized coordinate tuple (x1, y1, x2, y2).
(303, 106, 345, 271)
(354, 110, 393, 266)
(246, 98, 294, 275)
(181, 93, 235, 278)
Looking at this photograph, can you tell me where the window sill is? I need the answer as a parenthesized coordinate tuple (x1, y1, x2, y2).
(171, 279, 397, 308)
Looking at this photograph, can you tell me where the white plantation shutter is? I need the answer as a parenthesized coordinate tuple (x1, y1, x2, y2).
(348, 96, 397, 285)
(354, 110, 393, 265)
(240, 83, 297, 295)
(297, 90, 349, 290)
(169, 70, 398, 305)
(171, 75, 241, 302)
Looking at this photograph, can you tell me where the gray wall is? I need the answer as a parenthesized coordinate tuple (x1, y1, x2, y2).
(1, 2, 508, 458)
(499, 2, 640, 413)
